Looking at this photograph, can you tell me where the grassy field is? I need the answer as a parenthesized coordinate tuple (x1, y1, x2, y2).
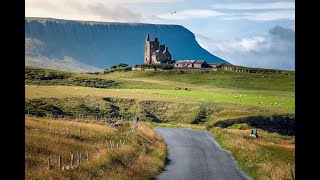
(25, 66, 295, 179)
(25, 116, 166, 179)
(211, 128, 295, 180)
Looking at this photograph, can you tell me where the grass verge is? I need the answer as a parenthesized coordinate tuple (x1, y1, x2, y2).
(25, 116, 166, 179)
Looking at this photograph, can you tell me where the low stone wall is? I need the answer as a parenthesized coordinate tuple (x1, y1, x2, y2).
(133, 67, 219, 72)
(165, 68, 218, 72)
(223, 66, 257, 73)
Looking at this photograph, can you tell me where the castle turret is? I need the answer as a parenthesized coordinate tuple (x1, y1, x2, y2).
(163, 47, 172, 61)
(144, 33, 151, 64)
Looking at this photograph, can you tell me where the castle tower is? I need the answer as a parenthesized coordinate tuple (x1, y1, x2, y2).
(144, 33, 172, 64)
(144, 33, 151, 64)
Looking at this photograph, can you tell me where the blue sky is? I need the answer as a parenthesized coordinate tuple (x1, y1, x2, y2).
(26, 0, 295, 70)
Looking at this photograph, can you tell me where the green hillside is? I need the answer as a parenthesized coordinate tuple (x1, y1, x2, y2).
(25, 66, 295, 179)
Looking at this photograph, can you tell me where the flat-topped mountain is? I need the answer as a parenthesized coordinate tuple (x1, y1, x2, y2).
(25, 17, 228, 72)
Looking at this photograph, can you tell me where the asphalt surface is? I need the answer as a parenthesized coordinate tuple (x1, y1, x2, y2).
(154, 127, 251, 180)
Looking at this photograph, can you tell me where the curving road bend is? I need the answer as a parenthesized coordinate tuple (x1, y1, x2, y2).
(155, 127, 251, 180)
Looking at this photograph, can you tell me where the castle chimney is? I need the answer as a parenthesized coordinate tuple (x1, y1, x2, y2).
(146, 33, 150, 41)
(155, 38, 158, 42)
(165, 47, 168, 51)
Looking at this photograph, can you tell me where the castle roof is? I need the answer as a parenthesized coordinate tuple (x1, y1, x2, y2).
(175, 60, 196, 64)
(193, 60, 206, 64)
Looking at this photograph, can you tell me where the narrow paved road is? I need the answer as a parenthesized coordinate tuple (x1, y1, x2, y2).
(155, 127, 251, 180)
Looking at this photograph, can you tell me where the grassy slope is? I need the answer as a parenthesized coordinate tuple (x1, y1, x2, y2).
(25, 66, 295, 179)
(211, 128, 295, 179)
(26, 117, 166, 179)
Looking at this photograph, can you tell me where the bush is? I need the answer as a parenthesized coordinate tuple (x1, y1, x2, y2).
(134, 64, 174, 70)
(104, 63, 131, 73)
(118, 63, 128, 67)
(25, 67, 71, 80)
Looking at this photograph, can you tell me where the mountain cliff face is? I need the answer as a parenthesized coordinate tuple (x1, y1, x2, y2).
(25, 17, 228, 72)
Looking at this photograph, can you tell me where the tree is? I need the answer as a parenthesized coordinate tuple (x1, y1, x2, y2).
(117, 63, 128, 68)
(110, 66, 117, 69)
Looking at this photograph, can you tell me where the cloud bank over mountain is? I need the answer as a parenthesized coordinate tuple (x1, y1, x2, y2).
(197, 26, 295, 70)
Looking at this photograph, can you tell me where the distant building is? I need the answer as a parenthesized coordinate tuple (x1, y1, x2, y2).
(207, 63, 223, 68)
(175, 60, 211, 69)
(208, 63, 223, 71)
(144, 34, 174, 64)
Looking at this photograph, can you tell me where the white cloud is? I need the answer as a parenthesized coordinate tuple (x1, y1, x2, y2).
(196, 26, 295, 70)
(26, 0, 149, 22)
(211, 2, 295, 10)
(26, 0, 182, 6)
(25, 55, 103, 72)
(223, 10, 295, 21)
(209, 2, 295, 21)
(26, 0, 180, 23)
(157, 9, 225, 20)
(25, 37, 46, 56)
(157, 9, 294, 22)
(230, 36, 267, 52)
(197, 35, 267, 53)
(26, 0, 295, 23)
(85, 4, 143, 22)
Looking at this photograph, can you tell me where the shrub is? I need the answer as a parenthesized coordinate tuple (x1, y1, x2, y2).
(134, 64, 174, 70)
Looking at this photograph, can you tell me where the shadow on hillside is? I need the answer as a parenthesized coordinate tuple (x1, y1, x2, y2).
(213, 115, 295, 136)
(191, 109, 207, 124)
(145, 111, 161, 123)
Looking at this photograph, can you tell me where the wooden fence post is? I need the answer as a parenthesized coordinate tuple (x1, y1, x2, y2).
(70, 153, 74, 166)
(58, 156, 62, 169)
(86, 151, 89, 161)
(47, 156, 51, 169)
(77, 151, 80, 167)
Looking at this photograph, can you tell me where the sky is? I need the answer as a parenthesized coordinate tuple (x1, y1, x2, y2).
(25, 0, 295, 70)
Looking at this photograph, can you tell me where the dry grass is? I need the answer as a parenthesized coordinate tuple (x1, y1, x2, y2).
(211, 127, 295, 180)
(25, 116, 166, 179)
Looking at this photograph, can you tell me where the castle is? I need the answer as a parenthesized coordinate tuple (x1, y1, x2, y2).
(144, 34, 174, 64)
